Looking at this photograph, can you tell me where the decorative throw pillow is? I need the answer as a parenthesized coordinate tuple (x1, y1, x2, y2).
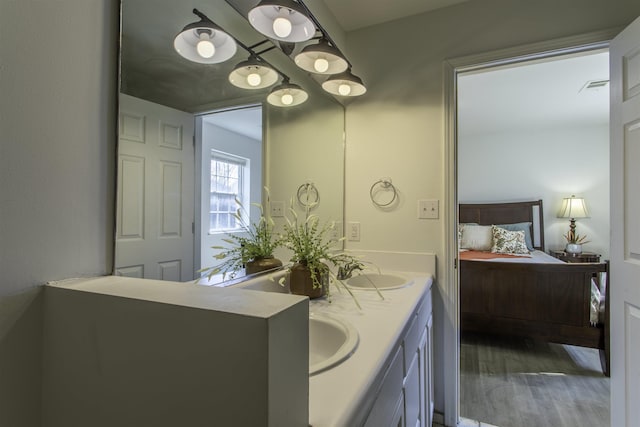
(491, 225, 529, 255)
(458, 223, 478, 250)
(460, 224, 493, 251)
(496, 222, 534, 251)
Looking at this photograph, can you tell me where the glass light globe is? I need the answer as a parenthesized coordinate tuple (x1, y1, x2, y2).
(196, 35, 215, 58)
(281, 93, 294, 105)
(338, 83, 352, 96)
(273, 17, 292, 38)
(247, 72, 262, 87)
(314, 58, 329, 73)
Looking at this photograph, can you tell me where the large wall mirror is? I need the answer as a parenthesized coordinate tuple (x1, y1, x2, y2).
(115, 0, 345, 283)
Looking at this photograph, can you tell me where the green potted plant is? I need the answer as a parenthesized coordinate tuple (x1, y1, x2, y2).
(200, 190, 282, 282)
(279, 203, 382, 308)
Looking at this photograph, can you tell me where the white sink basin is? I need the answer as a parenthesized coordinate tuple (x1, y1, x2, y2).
(346, 273, 412, 290)
(309, 314, 358, 376)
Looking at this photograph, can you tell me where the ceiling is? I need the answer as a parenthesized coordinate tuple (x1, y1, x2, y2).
(203, 106, 263, 141)
(458, 50, 610, 136)
(121, 0, 608, 135)
(119, 0, 472, 112)
(321, 0, 469, 31)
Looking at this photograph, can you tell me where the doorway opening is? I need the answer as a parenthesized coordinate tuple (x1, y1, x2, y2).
(456, 49, 610, 426)
(195, 105, 263, 284)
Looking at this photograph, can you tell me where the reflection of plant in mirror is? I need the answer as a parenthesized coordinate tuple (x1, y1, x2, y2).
(200, 188, 281, 281)
(279, 201, 383, 308)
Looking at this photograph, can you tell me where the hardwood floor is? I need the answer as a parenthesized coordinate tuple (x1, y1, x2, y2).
(460, 332, 609, 427)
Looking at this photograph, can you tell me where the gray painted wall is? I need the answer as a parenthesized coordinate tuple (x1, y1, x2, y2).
(0, 1, 118, 425)
(2, 0, 640, 425)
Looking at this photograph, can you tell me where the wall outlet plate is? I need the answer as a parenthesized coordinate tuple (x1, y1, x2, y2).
(270, 201, 285, 217)
(348, 222, 360, 241)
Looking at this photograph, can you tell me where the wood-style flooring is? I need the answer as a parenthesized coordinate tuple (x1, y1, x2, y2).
(460, 332, 609, 427)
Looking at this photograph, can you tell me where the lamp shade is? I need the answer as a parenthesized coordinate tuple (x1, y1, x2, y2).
(248, 0, 316, 43)
(294, 39, 348, 75)
(229, 58, 279, 89)
(174, 19, 237, 64)
(267, 80, 308, 107)
(321, 69, 367, 97)
(558, 195, 589, 218)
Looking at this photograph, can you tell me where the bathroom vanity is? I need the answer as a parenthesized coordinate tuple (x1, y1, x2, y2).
(307, 273, 434, 427)
(44, 253, 434, 427)
(235, 251, 435, 427)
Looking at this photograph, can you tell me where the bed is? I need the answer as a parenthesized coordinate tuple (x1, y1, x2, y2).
(459, 200, 609, 375)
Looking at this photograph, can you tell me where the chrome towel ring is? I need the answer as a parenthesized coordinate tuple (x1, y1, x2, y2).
(370, 178, 398, 207)
(297, 182, 320, 208)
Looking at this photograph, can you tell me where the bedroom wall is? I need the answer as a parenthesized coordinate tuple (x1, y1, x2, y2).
(0, 1, 118, 426)
(458, 125, 610, 258)
(343, 0, 640, 419)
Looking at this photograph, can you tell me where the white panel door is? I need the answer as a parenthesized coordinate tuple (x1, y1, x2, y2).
(610, 15, 640, 427)
(116, 94, 195, 281)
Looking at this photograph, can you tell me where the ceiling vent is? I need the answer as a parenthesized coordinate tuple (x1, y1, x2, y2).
(580, 79, 609, 92)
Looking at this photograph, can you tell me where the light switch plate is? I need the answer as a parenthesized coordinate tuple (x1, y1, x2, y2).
(418, 200, 439, 219)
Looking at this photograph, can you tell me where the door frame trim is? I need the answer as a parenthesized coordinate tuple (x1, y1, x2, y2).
(443, 28, 617, 427)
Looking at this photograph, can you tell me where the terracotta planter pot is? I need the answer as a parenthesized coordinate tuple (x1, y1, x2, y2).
(289, 262, 328, 299)
(245, 256, 283, 275)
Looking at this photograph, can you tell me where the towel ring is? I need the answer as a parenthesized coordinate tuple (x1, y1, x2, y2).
(297, 182, 320, 208)
(370, 178, 397, 207)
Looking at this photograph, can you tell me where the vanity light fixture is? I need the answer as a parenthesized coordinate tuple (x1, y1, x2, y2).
(229, 56, 279, 89)
(321, 68, 367, 97)
(294, 38, 348, 75)
(174, 9, 237, 64)
(248, 0, 316, 43)
(175, 9, 305, 107)
(267, 78, 308, 107)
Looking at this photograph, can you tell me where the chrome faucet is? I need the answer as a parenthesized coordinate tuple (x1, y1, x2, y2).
(337, 261, 363, 280)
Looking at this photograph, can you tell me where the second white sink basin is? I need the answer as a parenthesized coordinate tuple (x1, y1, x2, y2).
(309, 314, 358, 376)
(346, 273, 412, 290)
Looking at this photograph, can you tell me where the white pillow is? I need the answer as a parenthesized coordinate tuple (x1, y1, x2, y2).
(460, 224, 493, 251)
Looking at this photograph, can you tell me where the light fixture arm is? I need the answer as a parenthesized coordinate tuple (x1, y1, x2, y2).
(192, 8, 213, 23)
(254, 46, 278, 56)
(247, 40, 271, 50)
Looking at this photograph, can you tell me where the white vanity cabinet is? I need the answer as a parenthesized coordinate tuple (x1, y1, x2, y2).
(363, 288, 433, 427)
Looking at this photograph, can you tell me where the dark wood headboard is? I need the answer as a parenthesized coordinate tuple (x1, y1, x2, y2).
(459, 200, 545, 250)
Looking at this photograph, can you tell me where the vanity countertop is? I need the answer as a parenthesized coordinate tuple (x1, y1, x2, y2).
(308, 271, 433, 427)
(47, 275, 307, 318)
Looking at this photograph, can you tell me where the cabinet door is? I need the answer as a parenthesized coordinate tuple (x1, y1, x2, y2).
(391, 393, 405, 427)
(426, 314, 434, 426)
(404, 351, 420, 427)
(418, 330, 428, 427)
(417, 315, 434, 427)
(365, 347, 404, 427)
